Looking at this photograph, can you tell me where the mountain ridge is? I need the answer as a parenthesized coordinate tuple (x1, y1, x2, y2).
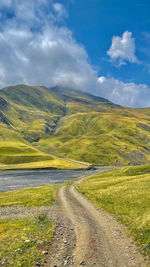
(0, 84, 150, 167)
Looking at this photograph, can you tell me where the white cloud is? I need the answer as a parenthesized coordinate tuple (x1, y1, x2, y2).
(0, 1, 149, 108)
(97, 76, 150, 107)
(53, 3, 68, 19)
(107, 31, 139, 66)
(0, 0, 97, 91)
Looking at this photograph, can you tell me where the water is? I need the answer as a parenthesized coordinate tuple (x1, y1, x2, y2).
(0, 168, 110, 192)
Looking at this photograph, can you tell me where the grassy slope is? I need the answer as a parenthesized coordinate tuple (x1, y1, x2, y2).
(1, 84, 150, 166)
(0, 85, 89, 169)
(77, 165, 150, 256)
(35, 94, 150, 166)
(0, 133, 83, 169)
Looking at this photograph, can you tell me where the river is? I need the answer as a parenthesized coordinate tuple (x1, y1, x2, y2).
(0, 168, 111, 192)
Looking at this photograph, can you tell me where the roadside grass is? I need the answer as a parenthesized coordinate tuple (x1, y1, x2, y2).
(0, 184, 58, 207)
(0, 214, 55, 267)
(0, 174, 82, 208)
(0, 183, 58, 266)
(0, 175, 83, 267)
(0, 175, 82, 266)
(76, 165, 150, 256)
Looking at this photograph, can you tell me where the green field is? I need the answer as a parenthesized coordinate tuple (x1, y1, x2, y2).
(77, 165, 150, 256)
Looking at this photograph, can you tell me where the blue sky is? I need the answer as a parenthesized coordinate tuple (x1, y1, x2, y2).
(67, 0, 150, 85)
(0, 0, 150, 107)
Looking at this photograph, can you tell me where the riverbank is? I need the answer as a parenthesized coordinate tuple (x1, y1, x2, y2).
(0, 157, 90, 172)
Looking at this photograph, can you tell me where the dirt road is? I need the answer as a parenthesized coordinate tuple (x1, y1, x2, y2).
(46, 178, 149, 267)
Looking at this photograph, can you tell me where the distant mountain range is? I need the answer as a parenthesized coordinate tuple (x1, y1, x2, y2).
(0, 84, 150, 167)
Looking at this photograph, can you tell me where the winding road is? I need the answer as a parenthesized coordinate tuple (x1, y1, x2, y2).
(46, 176, 149, 267)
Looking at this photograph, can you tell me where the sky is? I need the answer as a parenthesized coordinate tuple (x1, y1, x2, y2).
(0, 0, 150, 107)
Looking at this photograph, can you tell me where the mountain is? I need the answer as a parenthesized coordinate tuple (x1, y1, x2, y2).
(0, 84, 150, 167)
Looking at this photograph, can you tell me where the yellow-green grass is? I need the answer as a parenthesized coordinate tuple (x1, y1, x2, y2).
(0, 138, 53, 165)
(0, 174, 83, 208)
(77, 165, 150, 256)
(0, 176, 81, 266)
(35, 109, 150, 166)
(2, 84, 150, 167)
(0, 215, 55, 267)
(0, 184, 58, 207)
(0, 140, 85, 169)
(2, 84, 150, 166)
(0, 184, 57, 265)
(0, 158, 87, 170)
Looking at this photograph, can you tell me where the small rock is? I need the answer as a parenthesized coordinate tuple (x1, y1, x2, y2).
(79, 261, 86, 265)
(64, 240, 67, 244)
(36, 263, 41, 266)
(42, 250, 48, 255)
(64, 260, 68, 265)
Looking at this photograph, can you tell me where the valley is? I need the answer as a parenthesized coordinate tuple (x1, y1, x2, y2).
(1, 1, 150, 266)
(0, 85, 150, 266)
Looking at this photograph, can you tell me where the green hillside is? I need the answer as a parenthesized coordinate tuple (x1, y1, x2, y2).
(0, 84, 150, 167)
(77, 164, 150, 256)
(0, 86, 86, 169)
